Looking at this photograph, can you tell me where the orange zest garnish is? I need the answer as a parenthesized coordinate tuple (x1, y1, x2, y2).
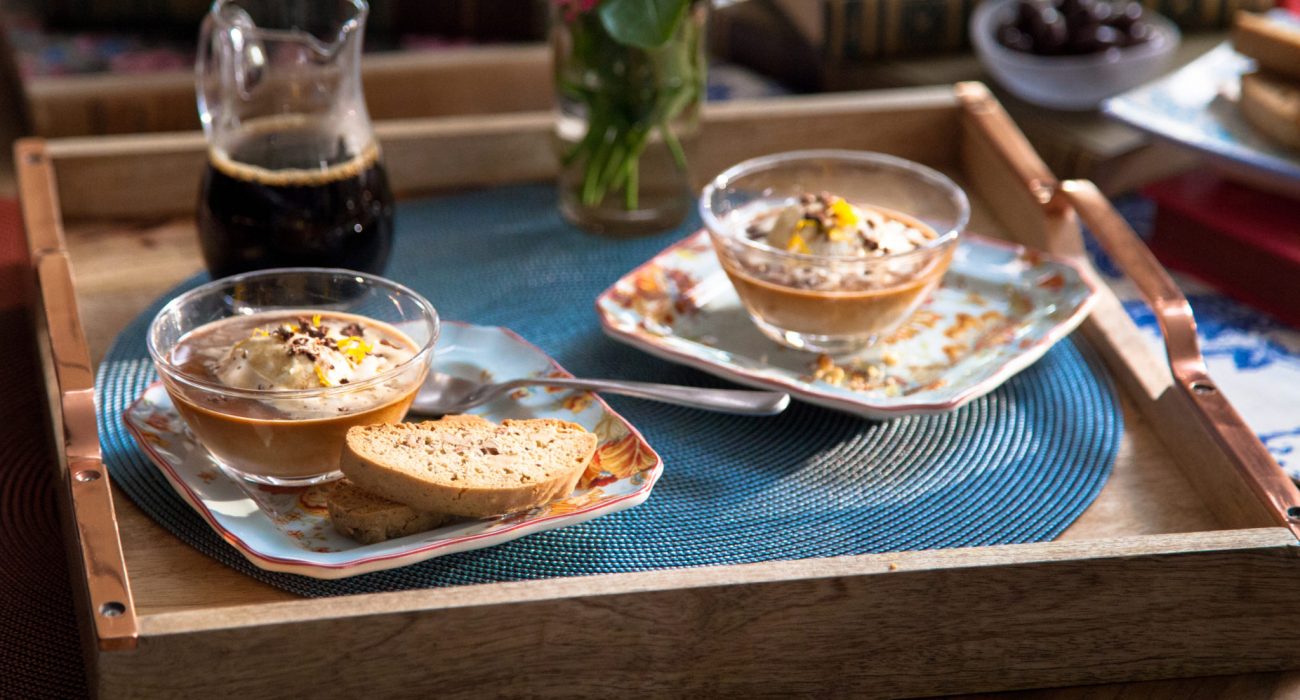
(785, 233, 812, 254)
(337, 336, 372, 365)
(314, 365, 332, 387)
(830, 197, 858, 226)
(311, 313, 322, 327)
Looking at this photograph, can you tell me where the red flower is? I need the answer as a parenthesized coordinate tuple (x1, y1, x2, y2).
(556, 0, 600, 21)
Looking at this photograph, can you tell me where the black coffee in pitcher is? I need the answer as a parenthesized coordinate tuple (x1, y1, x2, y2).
(197, 119, 393, 277)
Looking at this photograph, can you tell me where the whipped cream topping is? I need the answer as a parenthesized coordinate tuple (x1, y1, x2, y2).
(216, 314, 409, 391)
(745, 193, 936, 258)
(722, 195, 946, 292)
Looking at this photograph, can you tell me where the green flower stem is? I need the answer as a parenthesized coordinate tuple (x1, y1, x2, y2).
(626, 157, 638, 209)
(582, 127, 613, 205)
(658, 121, 687, 171)
(611, 126, 649, 192)
(593, 135, 628, 204)
(562, 112, 604, 168)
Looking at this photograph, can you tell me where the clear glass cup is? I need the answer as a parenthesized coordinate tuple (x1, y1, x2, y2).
(700, 150, 970, 354)
(147, 268, 439, 486)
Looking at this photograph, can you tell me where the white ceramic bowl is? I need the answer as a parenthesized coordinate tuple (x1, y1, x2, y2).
(971, 0, 1180, 111)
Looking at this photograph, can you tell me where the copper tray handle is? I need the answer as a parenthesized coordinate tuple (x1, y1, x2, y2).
(1060, 180, 1300, 537)
(17, 140, 138, 651)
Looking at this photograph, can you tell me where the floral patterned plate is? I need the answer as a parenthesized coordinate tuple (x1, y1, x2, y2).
(123, 321, 663, 579)
(596, 230, 1098, 418)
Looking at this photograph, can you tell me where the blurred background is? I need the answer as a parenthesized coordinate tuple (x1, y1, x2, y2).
(0, 0, 1281, 193)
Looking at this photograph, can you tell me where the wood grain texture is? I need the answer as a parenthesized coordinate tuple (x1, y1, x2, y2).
(1058, 394, 1221, 539)
(19, 142, 139, 653)
(965, 671, 1300, 700)
(134, 528, 1296, 633)
(94, 530, 1300, 698)
(61, 218, 203, 366)
(1062, 179, 1300, 537)
(955, 99, 1284, 534)
(1085, 285, 1284, 533)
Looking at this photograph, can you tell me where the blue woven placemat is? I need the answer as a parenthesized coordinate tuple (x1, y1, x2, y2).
(96, 184, 1122, 596)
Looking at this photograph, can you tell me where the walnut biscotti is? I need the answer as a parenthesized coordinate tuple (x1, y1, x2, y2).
(339, 415, 598, 518)
(326, 478, 450, 544)
(1240, 70, 1300, 150)
(1234, 12, 1300, 83)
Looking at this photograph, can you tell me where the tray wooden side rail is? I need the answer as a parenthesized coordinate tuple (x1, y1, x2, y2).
(24, 45, 553, 138)
(20, 84, 1300, 698)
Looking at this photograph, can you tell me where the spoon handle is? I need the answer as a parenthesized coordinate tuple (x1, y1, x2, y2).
(506, 377, 791, 415)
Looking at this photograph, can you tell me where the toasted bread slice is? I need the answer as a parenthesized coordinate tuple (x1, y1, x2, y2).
(326, 478, 449, 544)
(340, 416, 598, 518)
(1234, 12, 1300, 82)
(1240, 70, 1300, 150)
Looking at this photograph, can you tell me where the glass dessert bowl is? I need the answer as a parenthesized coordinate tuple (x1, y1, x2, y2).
(700, 150, 970, 354)
(147, 268, 439, 486)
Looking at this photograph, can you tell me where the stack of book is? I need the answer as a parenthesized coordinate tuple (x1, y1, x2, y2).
(1144, 170, 1300, 328)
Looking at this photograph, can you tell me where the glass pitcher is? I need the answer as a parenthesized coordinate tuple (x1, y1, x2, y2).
(196, 0, 393, 278)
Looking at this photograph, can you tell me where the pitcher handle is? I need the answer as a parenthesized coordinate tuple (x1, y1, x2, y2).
(196, 11, 218, 136)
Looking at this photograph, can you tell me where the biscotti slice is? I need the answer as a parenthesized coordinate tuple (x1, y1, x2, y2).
(326, 478, 450, 544)
(340, 416, 598, 518)
(1240, 70, 1300, 150)
(1234, 12, 1300, 82)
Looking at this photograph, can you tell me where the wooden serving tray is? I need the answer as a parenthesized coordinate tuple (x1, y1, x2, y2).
(21, 83, 1300, 698)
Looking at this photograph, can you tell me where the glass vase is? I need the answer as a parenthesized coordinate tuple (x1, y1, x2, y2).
(551, 1, 707, 236)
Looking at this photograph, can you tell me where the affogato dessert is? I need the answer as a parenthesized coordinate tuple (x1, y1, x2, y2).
(701, 151, 968, 353)
(164, 312, 425, 483)
(148, 268, 438, 485)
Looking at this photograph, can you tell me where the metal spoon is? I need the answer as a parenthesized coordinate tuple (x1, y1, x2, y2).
(409, 373, 790, 416)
